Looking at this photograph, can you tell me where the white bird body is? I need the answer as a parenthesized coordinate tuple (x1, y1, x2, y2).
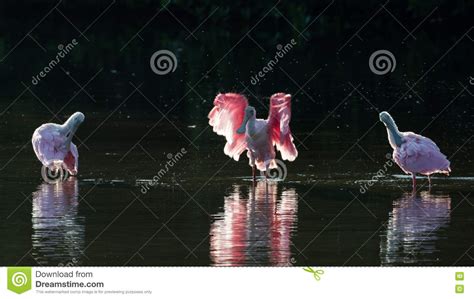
(244, 117, 276, 170)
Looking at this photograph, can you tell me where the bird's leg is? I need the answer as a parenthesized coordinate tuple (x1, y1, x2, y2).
(252, 165, 256, 184)
(412, 173, 417, 193)
(264, 162, 270, 183)
(250, 153, 256, 183)
(428, 175, 432, 191)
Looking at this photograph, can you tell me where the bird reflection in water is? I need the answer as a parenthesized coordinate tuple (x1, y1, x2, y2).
(31, 179, 85, 266)
(380, 191, 451, 265)
(210, 182, 298, 266)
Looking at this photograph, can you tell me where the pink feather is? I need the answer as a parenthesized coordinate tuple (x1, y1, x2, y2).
(208, 93, 249, 161)
(268, 93, 298, 162)
(64, 143, 79, 175)
(208, 92, 298, 173)
(393, 132, 451, 176)
(32, 123, 79, 175)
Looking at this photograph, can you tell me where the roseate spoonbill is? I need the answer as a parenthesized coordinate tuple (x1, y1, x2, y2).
(379, 111, 451, 189)
(208, 93, 298, 180)
(32, 112, 85, 176)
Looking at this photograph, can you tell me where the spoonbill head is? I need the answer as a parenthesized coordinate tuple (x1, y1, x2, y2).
(208, 93, 298, 181)
(62, 112, 85, 147)
(379, 111, 403, 148)
(32, 112, 85, 176)
(379, 111, 396, 125)
(236, 106, 256, 134)
(378, 110, 450, 190)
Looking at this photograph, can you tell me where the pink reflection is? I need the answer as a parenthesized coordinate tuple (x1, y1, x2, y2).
(31, 179, 85, 265)
(210, 182, 298, 266)
(380, 191, 451, 265)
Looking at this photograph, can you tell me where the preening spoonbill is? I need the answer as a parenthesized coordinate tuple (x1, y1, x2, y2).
(379, 111, 450, 189)
(208, 93, 298, 180)
(32, 112, 85, 176)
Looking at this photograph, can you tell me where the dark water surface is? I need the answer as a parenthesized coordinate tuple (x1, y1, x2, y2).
(0, 1, 474, 266)
(1, 118, 473, 266)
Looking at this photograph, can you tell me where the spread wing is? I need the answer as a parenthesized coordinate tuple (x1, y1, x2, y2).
(267, 93, 298, 161)
(208, 93, 249, 160)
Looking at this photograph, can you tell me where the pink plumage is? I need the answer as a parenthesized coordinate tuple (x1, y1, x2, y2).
(208, 93, 248, 161)
(32, 112, 85, 175)
(208, 92, 298, 177)
(268, 93, 298, 162)
(393, 132, 451, 176)
(379, 111, 450, 188)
